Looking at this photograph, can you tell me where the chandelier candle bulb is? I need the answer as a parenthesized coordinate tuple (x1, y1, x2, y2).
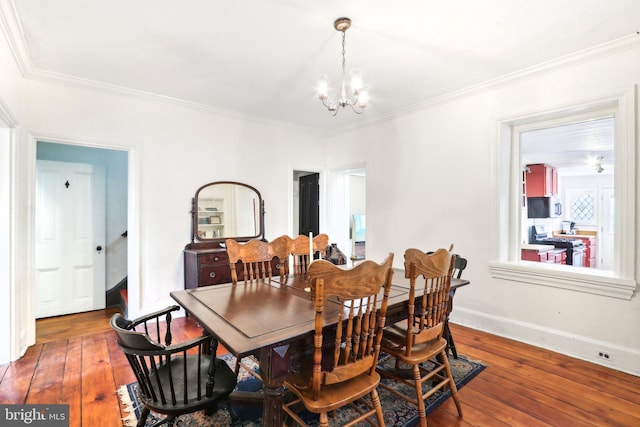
(317, 75, 329, 100)
(357, 86, 369, 108)
(350, 69, 363, 95)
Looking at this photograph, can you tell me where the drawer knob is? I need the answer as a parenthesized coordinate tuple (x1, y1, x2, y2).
(209, 272, 216, 278)
(214, 256, 220, 262)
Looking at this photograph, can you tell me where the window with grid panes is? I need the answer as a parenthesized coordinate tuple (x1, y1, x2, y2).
(571, 193, 595, 223)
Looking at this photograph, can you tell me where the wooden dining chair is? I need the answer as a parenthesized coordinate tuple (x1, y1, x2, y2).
(225, 238, 290, 380)
(225, 238, 288, 284)
(282, 254, 394, 427)
(425, 247, 466, 358)
(111, 305, 237, 427)
(377, 248, 463, 427)
(445, 254, 468, 358)
(452, 254, 467, 279)
(289, 233, 329, 275)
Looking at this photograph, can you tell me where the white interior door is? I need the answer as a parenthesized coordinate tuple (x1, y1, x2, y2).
(35, 160, 105, 318)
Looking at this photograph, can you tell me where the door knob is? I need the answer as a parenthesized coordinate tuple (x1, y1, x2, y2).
(96, 245, 102, 254)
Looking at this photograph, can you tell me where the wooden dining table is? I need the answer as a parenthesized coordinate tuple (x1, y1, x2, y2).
(170, 268, 470, 426)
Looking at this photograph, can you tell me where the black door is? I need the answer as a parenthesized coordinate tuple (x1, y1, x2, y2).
(299, 173, 319, 236)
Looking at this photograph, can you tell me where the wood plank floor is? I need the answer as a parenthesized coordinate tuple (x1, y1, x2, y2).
(1, 308, 638, 426)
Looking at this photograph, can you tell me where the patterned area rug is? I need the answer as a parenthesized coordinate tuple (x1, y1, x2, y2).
(118, 352, 484, 427)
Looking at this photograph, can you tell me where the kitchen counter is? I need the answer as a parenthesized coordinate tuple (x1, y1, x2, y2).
(554, 232, 596, 239)
(521, 244, 554, 251)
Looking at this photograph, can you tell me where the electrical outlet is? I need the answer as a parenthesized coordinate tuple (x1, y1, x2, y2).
(597, 350, 612, 361)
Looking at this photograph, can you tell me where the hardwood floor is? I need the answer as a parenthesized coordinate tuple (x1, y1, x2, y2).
(1, 309, 638, 427)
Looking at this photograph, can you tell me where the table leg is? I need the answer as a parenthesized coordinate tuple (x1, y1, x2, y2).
(443, 320, 459, 358)
(258, 344, 292, 427)
(445, 288, 459, 359)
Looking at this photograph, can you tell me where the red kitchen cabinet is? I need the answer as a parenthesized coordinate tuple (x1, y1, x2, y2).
(576, 236, 596, 268)
(521, 250, 546, 262)
(553, 249, 567, 264)
(521, 245, 554, 263)
(525, 164, 558, 197)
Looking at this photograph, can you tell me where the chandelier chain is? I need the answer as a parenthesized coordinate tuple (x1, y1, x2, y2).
(341, 30, 347, 80)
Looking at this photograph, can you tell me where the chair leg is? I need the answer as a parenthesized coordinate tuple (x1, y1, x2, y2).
(319, 412, 329, 427)
(444, 321, 459, 359)
(228, 402, 239, 423)
(412, 364, 427, 427)
(440, 350, 463, 417)
(371, 388, 386, 426)
(136, 407, 150, 427)
(204, 402, 219, 416)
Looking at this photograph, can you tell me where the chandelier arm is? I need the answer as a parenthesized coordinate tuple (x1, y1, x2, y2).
(347, 102, 364, 114)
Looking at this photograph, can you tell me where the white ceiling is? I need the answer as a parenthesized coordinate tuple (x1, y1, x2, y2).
(522, 116, 615, 176)
(5, 1, 640, 135)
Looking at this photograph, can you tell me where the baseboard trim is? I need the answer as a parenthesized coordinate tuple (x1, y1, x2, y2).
(451, 307, 640, 376)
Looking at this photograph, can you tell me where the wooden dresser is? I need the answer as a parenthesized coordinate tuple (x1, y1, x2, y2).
(184, 245, 231, 288)
(184, 243, 285, 288)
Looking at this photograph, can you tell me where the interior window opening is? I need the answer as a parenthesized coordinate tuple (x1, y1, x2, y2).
(519, 115, 614, 271)
(490, 89, 636, 300)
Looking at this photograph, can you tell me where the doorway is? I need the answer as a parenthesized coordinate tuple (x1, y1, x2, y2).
(35, 141, 129, 316)
(298, 172, 319, 236)
(291, 167, 366, 261)
(35, 159, 106, 317)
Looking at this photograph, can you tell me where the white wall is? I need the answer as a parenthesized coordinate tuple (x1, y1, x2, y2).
(349, 175, 366, 218)
(22, 78, 326, 321)
(348, 174, 366, 257)
(326, 44, 640, 374)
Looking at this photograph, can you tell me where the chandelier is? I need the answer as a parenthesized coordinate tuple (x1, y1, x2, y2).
(594, 156, 604, 173)
(317, 17, 369, 115)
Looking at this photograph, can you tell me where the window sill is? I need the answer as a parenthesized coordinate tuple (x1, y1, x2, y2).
(489, 261, 637, 300)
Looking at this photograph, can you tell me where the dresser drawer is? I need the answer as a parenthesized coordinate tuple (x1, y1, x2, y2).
(199, 265, 232, 286)
(199, 253, 228, 266)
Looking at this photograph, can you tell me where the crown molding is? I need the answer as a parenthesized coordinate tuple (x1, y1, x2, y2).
(0, 2, 321, 136)
(28, 67, 323, 136)
(0, 0, 33, 76)
(0, 94, 18, 126)
(344, 32, 640, 134)
(3, 0, 639, 137)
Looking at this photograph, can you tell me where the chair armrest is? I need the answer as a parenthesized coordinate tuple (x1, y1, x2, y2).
(164, 334, 214, 354)
(128, 305, 180, 328)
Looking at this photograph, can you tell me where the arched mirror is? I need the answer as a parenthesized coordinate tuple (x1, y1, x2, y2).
(190, 181, 264, 243)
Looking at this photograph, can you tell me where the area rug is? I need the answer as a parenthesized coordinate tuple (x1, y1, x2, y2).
(118, 352, 484, 426)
